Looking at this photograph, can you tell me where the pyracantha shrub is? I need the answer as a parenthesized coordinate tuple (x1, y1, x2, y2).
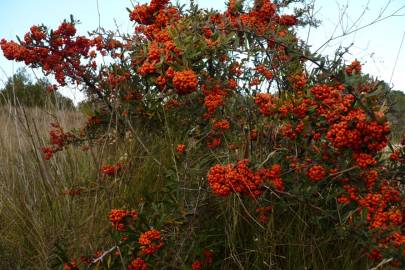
(2, 0, 404, 269)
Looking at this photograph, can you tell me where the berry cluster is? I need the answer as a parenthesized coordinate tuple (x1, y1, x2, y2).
(138, 229, 164, 255)
(207, 160, 263, 198)
(100, 163, 123, 176)
(108, 209, 138, 231)
(41, 122, 74, 160)
(172, 70, 198, 95)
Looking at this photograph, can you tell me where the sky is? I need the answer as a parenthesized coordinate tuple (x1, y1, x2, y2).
(0, 0, 404, 104)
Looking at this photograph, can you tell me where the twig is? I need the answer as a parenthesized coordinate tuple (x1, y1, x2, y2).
(92, 245, 118, 264)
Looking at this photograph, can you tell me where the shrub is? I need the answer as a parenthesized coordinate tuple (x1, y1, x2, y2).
(1, 0, 404, 269)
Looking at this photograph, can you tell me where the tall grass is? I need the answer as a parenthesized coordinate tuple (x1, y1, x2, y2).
(0, 104, 178, 269)
(0, 105, 90, 268)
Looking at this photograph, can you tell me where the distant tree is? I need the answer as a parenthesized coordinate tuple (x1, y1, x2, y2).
(387, 90, 405, 140)
(0, 68, 74, 109)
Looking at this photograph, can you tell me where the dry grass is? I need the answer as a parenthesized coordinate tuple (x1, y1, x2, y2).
(0, 105, 174, 269)
(0, 105, 101, 269)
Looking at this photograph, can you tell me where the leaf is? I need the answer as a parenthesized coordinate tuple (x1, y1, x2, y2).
(107, 255, 112, 268)
(366, 83, 387, 98)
